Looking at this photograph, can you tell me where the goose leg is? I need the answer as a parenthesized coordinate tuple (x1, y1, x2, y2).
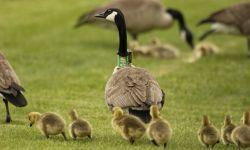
(3, 99, 11, 123)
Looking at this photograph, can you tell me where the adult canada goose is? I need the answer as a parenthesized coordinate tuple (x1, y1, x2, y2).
(0, 52, 27, 123)
(198, 2, 250, 57)
(75, 0, 194, 48)
(95, 8, 165, 123)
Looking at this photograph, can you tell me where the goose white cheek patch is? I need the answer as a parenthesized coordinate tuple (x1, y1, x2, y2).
(106, 12, 118, 22)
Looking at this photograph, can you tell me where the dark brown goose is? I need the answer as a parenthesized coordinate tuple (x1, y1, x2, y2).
(0, 52, 27, 123)
(198, 2, 250, 57)
(95, 8, 165, 123)
(75, 0, 194, 48)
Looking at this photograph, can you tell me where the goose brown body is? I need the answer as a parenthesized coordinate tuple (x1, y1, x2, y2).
(105, 67, 163, 110)
(0, 52, 27, 123)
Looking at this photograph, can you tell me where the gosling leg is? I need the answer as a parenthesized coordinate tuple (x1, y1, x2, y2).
(3, 99, 11, 123)
(164, 143, 167, 149)
(151, 140, 159, 146)
(129, 138, 135, 145)
(62, 132, 67, 140)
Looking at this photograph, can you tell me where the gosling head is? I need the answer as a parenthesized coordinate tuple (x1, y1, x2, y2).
(112, 107, 124, 118)
(28, 112, 41, 127)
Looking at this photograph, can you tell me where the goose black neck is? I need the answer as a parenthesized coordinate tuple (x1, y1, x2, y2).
(115, 14, 128, 57)
(167, 8, 186, 31)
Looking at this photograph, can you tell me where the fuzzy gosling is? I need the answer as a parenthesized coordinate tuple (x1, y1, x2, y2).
(111, 107, 146, 144)
(147, 105, 172, 148)
(198, 115, 220, 148)
(68, 109, 92, 140)
(231, 112, 250, 150)
(28, 112, 66, 139)
(221, 115, 236, 146)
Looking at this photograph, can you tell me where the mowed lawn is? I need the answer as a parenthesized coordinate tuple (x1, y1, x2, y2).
(0, 0, 250, 149)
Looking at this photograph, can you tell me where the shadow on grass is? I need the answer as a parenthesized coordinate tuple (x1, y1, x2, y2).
(0, 119, 27, 125)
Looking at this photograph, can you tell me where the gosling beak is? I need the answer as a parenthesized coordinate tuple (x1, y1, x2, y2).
(94, 12, 105, 18)
(30, 123, 33, 127)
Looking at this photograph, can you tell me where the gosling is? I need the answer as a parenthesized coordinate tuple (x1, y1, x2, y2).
(147, 105, 172, 148)
(221, 115, 236, 146)
(231, 111, 250, 149)
(198, 115, 220, 148)
(111, 107, 146, 144)
(28, 112, 66, 140)
(68, 109, 92, 140)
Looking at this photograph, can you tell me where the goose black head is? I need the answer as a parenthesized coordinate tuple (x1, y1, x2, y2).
(166, 8, 194, 49)
(95, 8, 125, 25)
(180, 28, 194, 48)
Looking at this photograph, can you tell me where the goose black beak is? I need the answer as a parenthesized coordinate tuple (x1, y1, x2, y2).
(95, 12, 105, 18)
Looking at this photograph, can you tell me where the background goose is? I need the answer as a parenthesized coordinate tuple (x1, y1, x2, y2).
(95, 8, 165, 123)
(0, 52, 27, 123)
(75, 0, 194, 48)
(198, 2, 250, 57)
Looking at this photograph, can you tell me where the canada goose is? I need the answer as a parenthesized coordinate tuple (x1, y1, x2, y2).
(147, 105, 172, 148)
(0, 52, 27, 123)
(95, 8, 165, 123)
(198, 115, 220, 148)
(75, 0, 194, 48)
(68, 109, 92, 140)
(197, 2, 250, 57)
(231, 112, 250, 150)
(221, 115, 236, 146)
(28, 112, 66, 140)
(111, 107, 146, 144)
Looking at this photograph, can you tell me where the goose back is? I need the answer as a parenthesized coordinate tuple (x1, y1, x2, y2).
(105, 67, 163, 110)
(206, 2, 250, 34)
(0, 52, 23, 95)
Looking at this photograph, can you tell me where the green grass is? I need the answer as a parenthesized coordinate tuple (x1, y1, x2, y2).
(0, 0, 250, 149)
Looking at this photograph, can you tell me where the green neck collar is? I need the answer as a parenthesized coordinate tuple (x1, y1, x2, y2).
(117, 55, 129, 67)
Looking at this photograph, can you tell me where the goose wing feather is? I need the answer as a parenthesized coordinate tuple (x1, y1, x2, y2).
(0, 53, 23, 95)
(207, 2, 250, 28)
(105, 67, 163, 110)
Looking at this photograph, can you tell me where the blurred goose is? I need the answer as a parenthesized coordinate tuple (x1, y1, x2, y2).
(95, 8, 165, 123)
(75, 0, 194, 48)
(198, 2, 250, 57)
(0, 52, 27, 123)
